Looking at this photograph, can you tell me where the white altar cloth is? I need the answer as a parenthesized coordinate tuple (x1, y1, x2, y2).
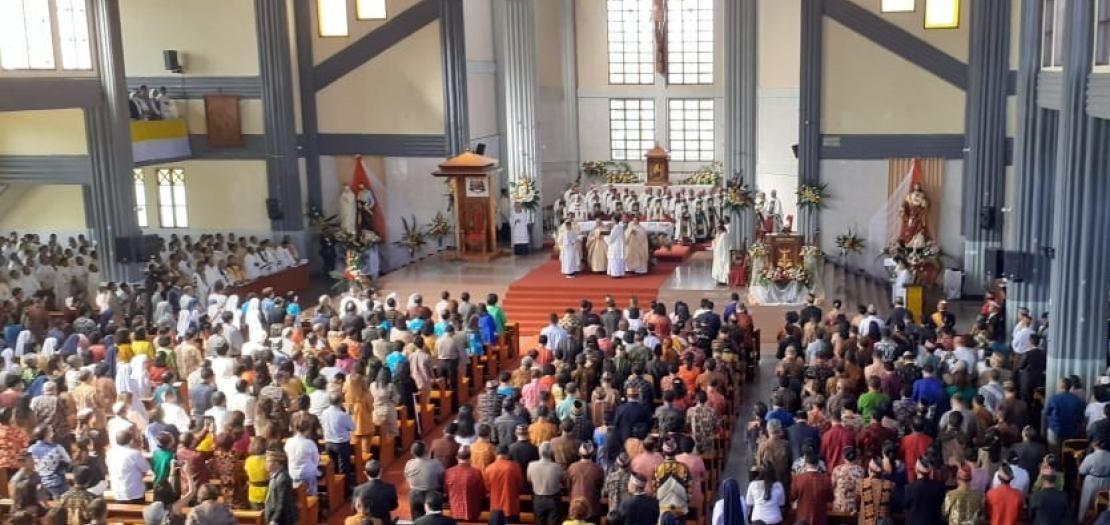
(749, 280, 812, 306)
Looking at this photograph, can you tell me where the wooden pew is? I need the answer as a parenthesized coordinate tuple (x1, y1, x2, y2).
(428, 378, 454, 424)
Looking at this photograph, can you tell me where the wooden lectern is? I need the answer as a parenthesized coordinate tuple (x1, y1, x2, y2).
(433, 151, 500, 262)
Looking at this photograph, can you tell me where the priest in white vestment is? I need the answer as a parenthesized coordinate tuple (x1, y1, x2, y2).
(556, 219, 580, 277)
(624, 216, 650, 274)
(892, 259, 912, 304)
(510, 205, 531, 255)
(711, 223, 733, 285)
(606, 221, 626, 278)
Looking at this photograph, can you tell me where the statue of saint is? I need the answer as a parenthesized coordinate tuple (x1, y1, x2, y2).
(338, 186, 357, 234)
(899, 183, 930, 244)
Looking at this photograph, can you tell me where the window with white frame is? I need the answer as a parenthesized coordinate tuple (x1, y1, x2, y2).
(668, 99, 714, 162)
(1042, 0, 1067, 68)
(356, 0, 387, 19)
(667, 0, 713, 84)
(610, 99, 656, 160)
(0, 0, 93, 73)
(607, 0, 655, 85)
(156, 168, 188, 228)
(133, 169, 148, 228)
(1097, 0, 1110, 66)
(317, 0, 349, 37)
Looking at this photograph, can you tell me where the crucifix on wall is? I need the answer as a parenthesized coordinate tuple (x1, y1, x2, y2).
(653, 0, 668, 76)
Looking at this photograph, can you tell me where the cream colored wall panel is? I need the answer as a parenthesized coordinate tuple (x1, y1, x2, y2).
(465, 0, 495, 61)
(311, 0, 422, 64)
(759, 0, 801, 89)
(182, 99, 266, 135)
(845, 0, 970, 62)
(823, 19, 966, 134)
(119, 0, 259, 76)
(316, 23, 444, 134)
(139, 160, 270, 231)
(537, 0, 565, 90)
(468, 73, 498, 140)
(0, 185, 86, 230)
(575, 0, 609, 90)
(0, 109, 87, 155)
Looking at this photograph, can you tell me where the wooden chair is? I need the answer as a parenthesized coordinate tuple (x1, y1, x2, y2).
(429, 378, 454, 423)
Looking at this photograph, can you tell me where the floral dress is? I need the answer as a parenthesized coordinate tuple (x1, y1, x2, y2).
(831, 462, 866, 513)
(210, 449, 244, 507)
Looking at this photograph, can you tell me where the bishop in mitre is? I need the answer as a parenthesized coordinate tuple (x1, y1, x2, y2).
(624, 215, 650, 274)
(585, 224, 609, 273)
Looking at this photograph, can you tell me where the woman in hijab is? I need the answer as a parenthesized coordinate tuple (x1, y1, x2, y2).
(39, 337, 58, 360)
(14, 330, 32, 358)
(245, 298, 266, 344)
(152, 300, 173, 327)
(712, 477, 747, 525)
(226, 295, 242, 329)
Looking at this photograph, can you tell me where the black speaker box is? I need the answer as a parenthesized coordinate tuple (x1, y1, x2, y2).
(266, 198, 284, 221)
(1003, 250, 1030, 282)
(979, 205, 997, 230)
(163, 50, 181, 72)
(984, 247, 1005, 277)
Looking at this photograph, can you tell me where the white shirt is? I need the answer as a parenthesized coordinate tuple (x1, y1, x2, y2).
(952, 346, 978, 375)
(204, 406, 230, 434)
(106, 416, 136, 449)
(228, 392, 257, 426)
(309, 390, 330, 417)
(540, 324, 568, 352)
(712, 497, 749, 525)
(745, 481, 785, 524)
(1012, 324, 1035, 354)
(106, 446, 152, 501)
(859, 315, 884, 340)
(991, 465, 1030, 493)
(162, 402, 191, 434)
(284, 434, 320, 480)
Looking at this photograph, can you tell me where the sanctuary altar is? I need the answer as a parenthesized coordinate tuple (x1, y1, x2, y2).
(748, 234, 824, 305)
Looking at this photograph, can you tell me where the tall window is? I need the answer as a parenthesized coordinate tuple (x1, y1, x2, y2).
(1097, 0, 1110, 66)
(1042, 0, 1067, 68)
(668, 99, 714, 161)
(56, 0, 91, 70)
(133, 169, 148, 228)
(667, 0, 713, 84)
(356, 0, 386, 19)
(610, 99, 656, 160)
(607, 0, 654, 85)
(0, 0, 55, 70)
(317, 0, 349, 37)
(156, 168, 188, 228)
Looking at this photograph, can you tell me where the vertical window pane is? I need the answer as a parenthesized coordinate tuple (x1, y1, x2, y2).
(133, 169, 148, 228)
(881, 0, 916, 12)
(356, 0, 387, 19)
(667, 0, 713, 84)
(924, 0, 960, 29)
(667, 99, 714, 162)
(610, 98, 656, 160)
(1098, 0, 1110, 65)
(56, 0, 91, 70)
(1042, 0, 1055, 67)
(0, 0, 55, 70)
(607, 0, 655, 85)
(1051, 0, 1067, 66)
(318, 0, 349, 37)
(156, 168, 188, 228)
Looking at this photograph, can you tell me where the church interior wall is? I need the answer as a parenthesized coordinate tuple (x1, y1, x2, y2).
(119, 0, 260, 77)
(757, 0, 802, 225)
(309, 0, 424, 66)
(315, 22, 445, 135)
(136, 160, 272, 237)
(820, 158, 965, 274)
(0, 110, 88, 156)
(535, 0, 578, 209)
(822, 17, 967, 135)
(0, 184, 87, 238)
(843, 0, 971, 62)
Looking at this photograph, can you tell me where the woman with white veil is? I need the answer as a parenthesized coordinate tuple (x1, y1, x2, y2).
(245, 298, 266, 345)
(13, 330, 32, 358)
(176, 309, 193, 339)
(226, 295, 242, 329)
(40, 337, 58, 360)
(152, 300, 173, 327)
(1, 340, 17, 373)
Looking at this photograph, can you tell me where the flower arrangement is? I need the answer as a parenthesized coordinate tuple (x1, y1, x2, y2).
(835, 229, 865, 256)
(723, 181, 755, 213)
(883, 238, 942, 269)
(425, 211, 453, 247)
(679, 161, 723, 185)
(756, 265, 811, 287)
(395, 215, 427, 258)
(747, 242, 769, 260)
(580, 160, 642, 184)
(647, 232, 674, 251)
(800, 245, 824, 260)
(510, 177, 541, 210)
(796, 183, 829, 209)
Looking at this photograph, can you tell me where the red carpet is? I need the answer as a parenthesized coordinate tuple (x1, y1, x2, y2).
(502, 258, 677, 335)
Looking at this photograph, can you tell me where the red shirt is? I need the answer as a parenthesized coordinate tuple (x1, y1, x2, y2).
(483, 458, 523, 517)
(820, 424, 857, 471)
(985, 484, 1023, 525)
(791, 470, 833, 525)
(445, 463, 486, 521)
(901, 432, 934, 481)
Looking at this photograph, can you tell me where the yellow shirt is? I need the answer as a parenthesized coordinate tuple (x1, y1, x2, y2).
(131, 340, 154, 362)
(116, 343, 134, 363)
(195, 432, 214, 453)
(244, 454, 269, 504)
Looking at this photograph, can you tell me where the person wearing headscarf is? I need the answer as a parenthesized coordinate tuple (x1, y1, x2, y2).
(152, 300, 173, 327)
(711, 477, 747, 525)
(245, 298, 266, 345)
(39, 337, 58, 360)
(13, 330, 32, 359)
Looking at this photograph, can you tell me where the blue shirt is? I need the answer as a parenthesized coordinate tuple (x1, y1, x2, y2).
(911, 376, 946, 407)
(286, 303, 302, 317)
(320, 405, 355, 443)
(29, 441, 70, 491)
(407, 318, 427, 333)
(433, 321, 450, 337)
(1045, 390, 1084, 439)
(385, 352, 407, 374)
(478, 314, 497, 345)
(764, 408, 795, 428)
(467, 332, 485, 356)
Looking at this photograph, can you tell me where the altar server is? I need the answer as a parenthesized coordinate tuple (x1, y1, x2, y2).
(556, 219, 581, 278)
(711, 223, 732, 286)
(606, 220, 626, 278)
